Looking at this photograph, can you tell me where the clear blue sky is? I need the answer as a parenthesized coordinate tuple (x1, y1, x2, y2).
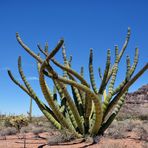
(0, 0, 147, 115)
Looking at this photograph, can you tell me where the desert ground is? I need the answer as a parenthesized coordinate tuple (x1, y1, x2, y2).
(0, 85, 147, 148)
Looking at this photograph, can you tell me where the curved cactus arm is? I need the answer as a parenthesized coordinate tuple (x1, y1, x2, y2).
(112, 48, 138, 96)
(53, 79, 78, 130)
(126, 55, 131, 79)
(89, 49, 98, 94)
(42, 49, 83, 135)
(46, 39, 64, 62)
(53, 80, 65, 99)
(98, 92, 127, 135)
(98, 67, 107, 101)
(104, 63, 148, 118)
(8, 70, 32, 97)
(53, 86, 57, 100)
(68, 55, 72, 67)
(52, 79, 84, 134)
(102, 55, 131, 121)
(18, 56, 54, 108)
(27, 97, 32, 122)
(79, 67, 86, 110)
(17, 57, 60, 121)
(98, 67, 103, 80)
(80, 66, 84, 77)
(37, 44, 48, 56)
(45, 69, 103, 135)
(71, 84, 85, 121)
(39, 62, 80, 137)
(67, 73, 85, 130)
(66, 102, 79, 131)
(68, 74, 84, 116)
(16, 33, 43, 63)
(16, 32, 64, 64)
(98, 49, 111, 95)
(7, 70, 61, 129)
(84, 93, 93, 134)
(102, 46, 119, 114)
(106, 28, 131, 83)
(62, 44, 68, 78)
(51, 58, 90, 87)
(128, 48, 139, 76)
(118, 27, 131, 62)
(44, 42, 49, 54)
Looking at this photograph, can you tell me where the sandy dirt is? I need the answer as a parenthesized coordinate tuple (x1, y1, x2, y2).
(0, 132, 146, 148)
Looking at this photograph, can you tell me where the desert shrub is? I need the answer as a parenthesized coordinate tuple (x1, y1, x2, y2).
(105, 119, 138, 139)
(4, 115, 29, 132)
(0, 127, 17, 136)
(106, 128, 125, 139)
(20, 125, 32, 133)
(32, 127, 46, 135)
(133, 126, 148, 141)
(47, 129, 76, 145)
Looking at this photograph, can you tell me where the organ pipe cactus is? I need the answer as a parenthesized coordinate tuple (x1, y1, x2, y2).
(27, 97, 33, 122)
(8, 28, 148, 142)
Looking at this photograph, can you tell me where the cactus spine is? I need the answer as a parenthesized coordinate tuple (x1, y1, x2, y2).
(8, 28, 148, 142)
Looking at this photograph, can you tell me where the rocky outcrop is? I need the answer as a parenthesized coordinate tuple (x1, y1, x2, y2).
(117, 84, 148, 120)
(126, 84, 148, 104)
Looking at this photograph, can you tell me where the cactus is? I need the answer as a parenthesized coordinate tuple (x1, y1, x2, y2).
(8, 28, 148, 142)
(27, 97, 33, 122)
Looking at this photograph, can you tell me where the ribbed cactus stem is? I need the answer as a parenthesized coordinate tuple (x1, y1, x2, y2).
(28, 97, 32, 122)
(89, 49, 98, 94)
(39, 62, 81, 137)
(62, 44, 68, 78)
(37, 44, 48, 56)
(46, 72, 103, 135)
(51, 58, 90, 87)
(69, 55, 72, 67)
(99, 92, 127, 134)
(102, 46, 119, 114)
(104, 63, 148, 118)
(106, 28, 131, 83)
(7, 70, 61, 129)
(98, 67, 103, 80)
(126, 55, 131, 80)
(45, 42, 48, 54)
(99, 49, 111, 95)
(112, 48, 139, 96)
(16, 33, 43, 63)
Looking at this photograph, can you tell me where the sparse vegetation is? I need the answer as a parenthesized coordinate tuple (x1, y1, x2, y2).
(0, 127, 17, 136)
(4, 115, 29, 132)
(47, 129, 77, 145)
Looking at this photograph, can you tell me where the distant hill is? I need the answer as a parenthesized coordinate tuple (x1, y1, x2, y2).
(117, 84, 148, 120)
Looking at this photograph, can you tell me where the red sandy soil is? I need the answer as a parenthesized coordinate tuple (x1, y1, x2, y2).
(0, 132, 146, 148)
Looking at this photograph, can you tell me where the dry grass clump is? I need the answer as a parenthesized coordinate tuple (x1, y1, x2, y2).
(47, 129, 76, 145)
(20, 123, 34, 133)
(32, 127, 46, 135)
(105, 120, 129, 139)
(133, 121, 148, 141)
(105, 119, 148, 142)
(0, 127, 17, 136)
